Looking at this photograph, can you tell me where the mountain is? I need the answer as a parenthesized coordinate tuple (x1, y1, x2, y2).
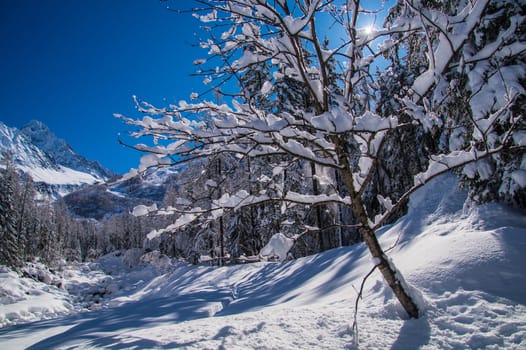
(0, 119, 180, 219)
(63, 167, 180, 220)
(19, 120, 114, 181)
(0, 121, 51, 169)
(0, 120, 115, 198)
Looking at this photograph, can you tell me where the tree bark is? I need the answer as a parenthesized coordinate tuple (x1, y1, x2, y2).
(310, 162, 325, 251)
(359, 225, 419, 318)
(217, 157, 225, 266)
(219, 216, 225, 266)
(334, 136, 419, 318)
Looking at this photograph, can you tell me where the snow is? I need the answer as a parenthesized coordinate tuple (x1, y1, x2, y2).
(131, 203, 157, 217)
(1, 174, 526, 349)
(138, 153, 169, 172)
(0, 269, 73, 328)
(119, 168, 138, 182)
(259, 233, 294, 261)
(260, 80, 273, 95)
(514, 131, 526, 147)
(0, 120, 113, 199)
(511, 170, 526, 187)
(205, 179, 218, 187)
(18, 165, 101, 185)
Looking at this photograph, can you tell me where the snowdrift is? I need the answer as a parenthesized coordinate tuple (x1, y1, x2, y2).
(0, 174, 525, 349)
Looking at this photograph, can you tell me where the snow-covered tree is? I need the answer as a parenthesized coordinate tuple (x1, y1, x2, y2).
(16, 176, 37, 262)
(0, 162, 22, 268)
(383, 0, 526, 207)
(119, 0, 525, 318)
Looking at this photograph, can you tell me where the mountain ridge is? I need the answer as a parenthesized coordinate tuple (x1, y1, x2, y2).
(1, 119, 181, 219)
(19, 120, 115, 181)
(0, 120, 116, 199)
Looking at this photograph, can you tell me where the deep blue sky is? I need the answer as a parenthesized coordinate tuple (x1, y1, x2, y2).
(0, 1, 393, 175)
(0, 0, 203, 174)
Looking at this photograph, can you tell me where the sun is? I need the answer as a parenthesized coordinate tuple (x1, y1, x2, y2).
(363, 25, 375, 35)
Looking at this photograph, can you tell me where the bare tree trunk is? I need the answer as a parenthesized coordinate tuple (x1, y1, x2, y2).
(310, 162, 325, 251)
(335, 137, 419, 318)
(248, 157, 258, 256)
(219, 216, 225, 266)
(335, 169, 344, 247)
(358, 225, 419, 318)
(217, 158, 225, 266)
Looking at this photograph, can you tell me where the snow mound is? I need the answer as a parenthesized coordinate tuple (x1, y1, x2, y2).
(259, 232, 294, 261)
(380, 174, 526, 305)
(0, 265, 73, 328)
(0, 250, 176, 329)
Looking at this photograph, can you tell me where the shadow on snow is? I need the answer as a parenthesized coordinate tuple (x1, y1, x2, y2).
(0, 245, 368, 349)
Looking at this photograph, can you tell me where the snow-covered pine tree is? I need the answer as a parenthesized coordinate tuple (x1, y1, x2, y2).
(455, 0, 525, 207)
(383, 0, 525, 208)
(119, 0, 525, 319)
(36, 205, 56, 265)
(16, 175, 37, 262)
(0, 161, 22, 268)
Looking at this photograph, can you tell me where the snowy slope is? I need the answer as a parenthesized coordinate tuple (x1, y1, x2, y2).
(20, 120, 114, 181)
(0, 120, 114, 198)
(0, 121, 51, 169)
(0, 174, 525, 349)
(62, 166, 180, 219)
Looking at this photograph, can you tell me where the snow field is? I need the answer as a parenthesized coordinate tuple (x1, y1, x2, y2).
(0, 174, 525, 349)
(18, 165, 101, 186)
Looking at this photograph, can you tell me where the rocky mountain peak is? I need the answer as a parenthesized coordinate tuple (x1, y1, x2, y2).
(0, 120, 115, 199)
(20, 120, 115, 180)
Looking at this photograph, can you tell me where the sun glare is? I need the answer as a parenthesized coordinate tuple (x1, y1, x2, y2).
(363, 25, 374, 35)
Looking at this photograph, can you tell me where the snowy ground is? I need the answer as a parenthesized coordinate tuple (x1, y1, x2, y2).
(1, 174, 525, 349)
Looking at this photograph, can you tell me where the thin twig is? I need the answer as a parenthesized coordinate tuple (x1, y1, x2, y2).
(351, 263, 378, 346)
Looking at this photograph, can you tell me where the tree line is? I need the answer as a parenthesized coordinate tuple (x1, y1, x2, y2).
(0, 160, 157, 269)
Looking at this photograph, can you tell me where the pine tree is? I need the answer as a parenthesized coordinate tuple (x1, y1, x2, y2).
(16, 175, 37, 262)
(384, 0, 525, 208)
(0, 162, 21, 268)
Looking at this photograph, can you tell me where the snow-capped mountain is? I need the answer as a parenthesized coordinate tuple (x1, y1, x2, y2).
(20, 120, 114, 181)
(0, 119, 180, 218)
(0, 120, 115, 198)
(63, 167, 180, 220)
